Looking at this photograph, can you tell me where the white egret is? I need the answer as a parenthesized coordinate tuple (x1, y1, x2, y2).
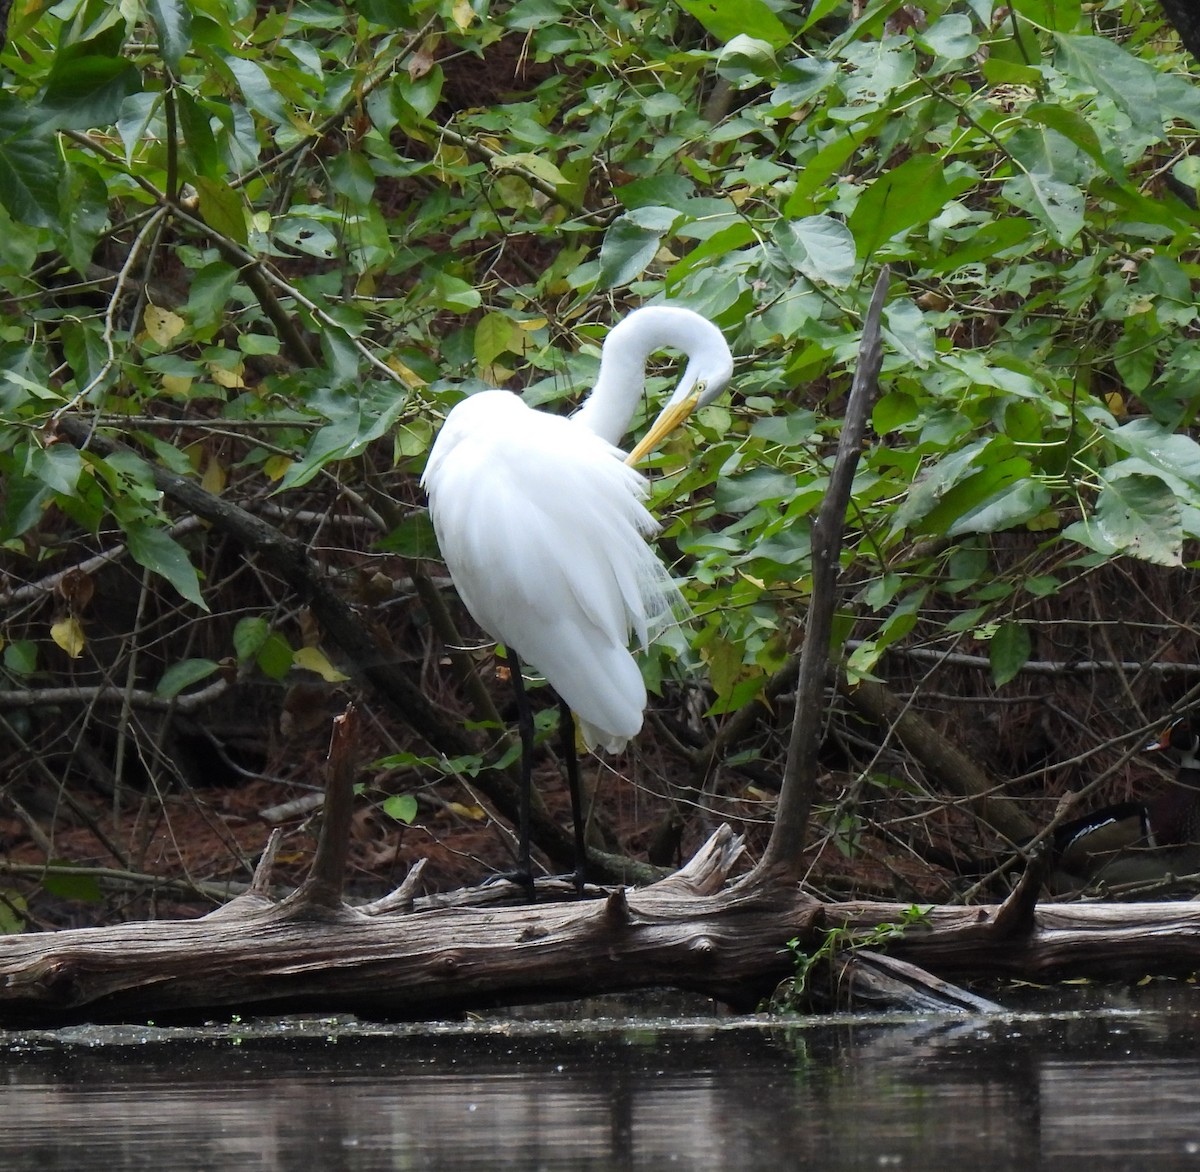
(421, 305, 733, 894)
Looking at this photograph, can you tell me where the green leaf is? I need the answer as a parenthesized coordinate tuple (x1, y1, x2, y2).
(122, 520, 209, 609)
(474, 312, 524, 367)
(1000, 170, 1083, 246)
(42, 865, 102, 903)
(848, 155, 973, 259)
(775, 215, 856, 288)
(233, 616, 270, 662)
(429, 271, 481, 312)
(382, 794, 419, 824)
(256, 630, 294, 679)
(185, 261, 240, 335)
(597, 217, 663, 289)
(194, 176, 248, 245)
(41, 56, 142, 131)
(176, 90, 221, 179)
(675, 0, 790, 48)
(147, 0, 193, 72)
(989, 622, 1031, 687)
(1012, 0, 1081, 31)
(3, 641, 37, 676)
(26, 443, 82, 496)
(1065, 472, 1182, 566)
(1055, 33, 1162, 138)
(224, 56, 290, 125)
(60, 162, 110, 274)
(155, 658, 219, 699)
(376, 511, 439, 559)
(946, 478, 1052, 536)
(0, 95, 62, 227)
(916, 14, 979, 60)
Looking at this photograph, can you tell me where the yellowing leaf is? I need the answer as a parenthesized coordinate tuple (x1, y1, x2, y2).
(50, 616, 85, 658)
(209, 361, 245, 388)
(516, 317, 548, 331)
(201, 457, 226, 496)
(262, 454, 292, 481)
(292, 646, 350, 682)
(451, 0, 474, 30)
(386, 356, 428, 388)
(161, 373, 192, 396)
(446, 801, 486, 821)
(493, 151, 568, 189)
(144, 304, 186, 346)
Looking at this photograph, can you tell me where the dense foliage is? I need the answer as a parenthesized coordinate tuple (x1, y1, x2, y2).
(1, 0, 1198, 922)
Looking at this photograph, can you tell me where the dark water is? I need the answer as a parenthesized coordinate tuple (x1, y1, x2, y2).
(3, 1004, 1200, 1170)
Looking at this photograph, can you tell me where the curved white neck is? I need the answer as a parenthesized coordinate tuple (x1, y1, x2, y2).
(572, 306, 730, 446)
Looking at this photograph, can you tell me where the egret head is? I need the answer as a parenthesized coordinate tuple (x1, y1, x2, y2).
(622, 310, 733, 466)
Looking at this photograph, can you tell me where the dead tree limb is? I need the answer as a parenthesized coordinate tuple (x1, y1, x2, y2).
(752, 268, 889, 883)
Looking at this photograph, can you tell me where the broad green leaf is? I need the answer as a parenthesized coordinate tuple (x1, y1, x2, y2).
(1024, 103, 1114, 176)
(376, 511, 440, 559)
(194, 176, 248, 245)
(26, 443, 82, 496)
(429, 271, 481, 312)
(917, 14, 979, 60)
(989, 622, 1031, 687)
(256, 630, 294, 679)
(0, 95, 62, 227)
(41, 55, 142, 131)
(1001, 171, 1083, 246)
(881, 299, 936, 367)
(41, 867, 102, 903)
(155, 657, 219, 698)
(1065, 472, 1182, 566)
(147, 0, 193, 71)
(496, 152, 567, 189)
(116, 91, 160, 164)
(946, 479, 1052, 536)
(224, 56, 290, 125)
(675, 0, 790, 48)
(848, 155, 973, 259)
(1055, 34, 1163, 138)
(0, 889, 25, 932)
(176, 90, 221, 178)
(3, 641, 37, 676)
(123, 521, 208, 609)
(60, 163, 110, 274)
(234, 616, 270, 662)
(382, 793, 419, 824)
(775, 215, 856, 288)
(186, 261, 240, 334)
(1011, 0, 1081, 31)
(474, 312, 525, 367)
(597, 217, 662, 289)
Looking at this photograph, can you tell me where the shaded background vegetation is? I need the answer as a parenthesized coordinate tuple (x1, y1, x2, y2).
(1, 0, 1199, 927)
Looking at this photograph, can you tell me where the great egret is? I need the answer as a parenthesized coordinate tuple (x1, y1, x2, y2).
(421, 305, 733, 894)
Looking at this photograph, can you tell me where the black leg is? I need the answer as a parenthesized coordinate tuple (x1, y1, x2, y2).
(506, 649, 536, 901)
(559, 697, 587, 895)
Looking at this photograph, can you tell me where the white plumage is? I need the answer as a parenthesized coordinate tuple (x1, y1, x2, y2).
(421, 305, 733, 753)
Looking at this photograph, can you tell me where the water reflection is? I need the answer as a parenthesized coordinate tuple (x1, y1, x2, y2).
(3, 1008, 1200, 1169)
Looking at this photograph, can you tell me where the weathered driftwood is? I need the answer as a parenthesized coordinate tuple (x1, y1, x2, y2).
(6, 821, 1200, 1024)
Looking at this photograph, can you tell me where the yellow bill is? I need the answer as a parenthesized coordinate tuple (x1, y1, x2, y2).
(624, 383, 705, 467)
